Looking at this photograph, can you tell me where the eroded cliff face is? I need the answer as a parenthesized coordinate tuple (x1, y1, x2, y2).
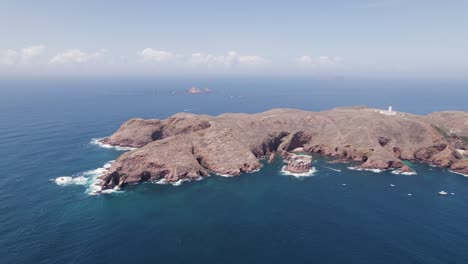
(99, 107, 468, 190)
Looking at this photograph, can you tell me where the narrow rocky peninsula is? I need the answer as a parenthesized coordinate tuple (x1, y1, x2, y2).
(99, 107, 468, 190)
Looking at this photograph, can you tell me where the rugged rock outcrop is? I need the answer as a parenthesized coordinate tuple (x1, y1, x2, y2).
(100, 118, 162, 148)
(101, 113, 211, 148)
(399, 165, 415, 174)
(450, 160, 468, 175)
(99, 107, 468, 189)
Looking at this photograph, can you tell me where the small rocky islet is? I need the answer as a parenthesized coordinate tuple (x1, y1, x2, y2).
(98, 106, 468, 191)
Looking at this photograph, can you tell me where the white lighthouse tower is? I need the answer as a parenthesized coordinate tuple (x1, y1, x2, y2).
(380, 104, 396, 116)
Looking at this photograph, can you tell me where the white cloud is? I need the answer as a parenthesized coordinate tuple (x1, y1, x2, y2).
(20, 45, 45, 63)
(137, 49, 269, 68)
(297, 55, 313, 65)
(49, 49, 107, 64)
(189, 52, 228, 66)
(237, 54, 269, 65)
(316, 56, 343, 66)
(188, 51, 269, 67)
(139, 48, 176, 63)
(0, 49, 18, 65)
(1, 45, 46, 65)
(297, 55, 343, 67)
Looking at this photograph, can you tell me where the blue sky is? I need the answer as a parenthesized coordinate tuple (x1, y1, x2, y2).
(1, 0, 467, 79)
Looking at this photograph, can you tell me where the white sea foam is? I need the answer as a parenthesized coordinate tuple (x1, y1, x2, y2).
(85, 160, 117, 195)
(323, 166, 341, 172)
(54, 160, 120, 195)
(248, 168, 261, 174)
(153, 177, 195, 186)
(54, 176, 88, 186)
(54, 176, 73, 185)
(100, 186, 124, 194)
(449, 170, 468, 177)
(280, 166, 317, 178)
(90, 138, 137, 151)
(347, 166, 384, 173)
(391, 169, 417, 175)
(155, 178, 169, 185)
(214, 172, 236, 177)
(212, 168, 260, 178)
(73, 176, 88, 185)
(171, 179, 184, 186)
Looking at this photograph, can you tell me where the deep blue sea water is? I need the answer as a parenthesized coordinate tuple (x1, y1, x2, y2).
(1, 78, 467, 264)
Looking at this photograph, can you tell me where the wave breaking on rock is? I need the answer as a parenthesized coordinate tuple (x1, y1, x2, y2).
(91, 138, 137, 151)
(391, 169, 417, 175)
(347, 166, 385, 173)
(54, 161, 124, 195)
(281, 166, 317, 178)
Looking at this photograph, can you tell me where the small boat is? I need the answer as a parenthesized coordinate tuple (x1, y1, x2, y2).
(390, 184, 395, 187)
(407, 193, 412, 196)
(438, 191, 448, 196)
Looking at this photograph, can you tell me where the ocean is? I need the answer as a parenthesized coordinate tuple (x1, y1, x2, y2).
(1, 77, 467, 264)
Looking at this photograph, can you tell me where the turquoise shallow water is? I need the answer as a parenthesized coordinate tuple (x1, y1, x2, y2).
(1, 78, 467, 264)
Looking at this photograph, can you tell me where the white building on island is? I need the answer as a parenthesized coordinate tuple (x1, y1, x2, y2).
(380, 105, 397, 116)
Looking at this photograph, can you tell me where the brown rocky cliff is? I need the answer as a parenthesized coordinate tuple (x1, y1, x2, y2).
(99, 107, 467, 189)
(450, 160, 468, 175)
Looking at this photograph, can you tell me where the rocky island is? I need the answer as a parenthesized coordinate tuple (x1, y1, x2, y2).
(98, 106, 468, 190)
(186, 86, 211, 94)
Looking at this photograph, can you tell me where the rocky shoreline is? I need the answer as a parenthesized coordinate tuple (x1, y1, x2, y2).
(98, 107, 468, 190)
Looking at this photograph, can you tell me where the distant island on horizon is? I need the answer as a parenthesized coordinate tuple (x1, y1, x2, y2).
(93, 106, 468, 193)
(186, 86, 212, 94)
